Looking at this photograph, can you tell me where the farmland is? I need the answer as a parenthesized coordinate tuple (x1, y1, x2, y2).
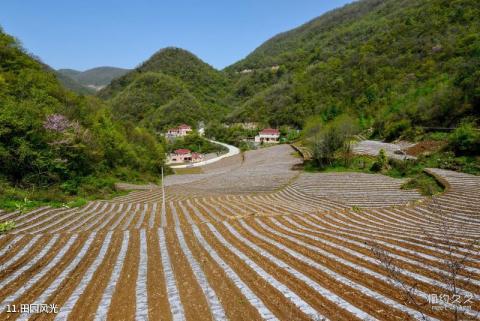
(0, 145, 479, 321)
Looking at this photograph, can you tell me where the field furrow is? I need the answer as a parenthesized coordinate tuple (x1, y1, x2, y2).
(0, 147, 479, 321)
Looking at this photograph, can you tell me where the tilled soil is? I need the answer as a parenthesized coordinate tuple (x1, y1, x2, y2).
(0, 147, 479, 321)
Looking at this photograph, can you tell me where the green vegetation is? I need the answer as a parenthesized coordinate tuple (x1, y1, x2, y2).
(204, 122, 299, 151)
(108, 72, 209, 130)
(0, 28, 165, 211)
(173, 167, 204, 175)
(301, 114, 479, 194)
(95, 0, 479, 151)
(299, 117, 480, 195)
(0, 177, 127, 213)
(167, 133, 227, 154)
(205, 122, 258, 150)
(304, 115, 359, 169)
(352, 206, 362, 213)
(304, 153, 445, 196)
(100, 48, 231, 129)
(225, 0, 479, 137)
(370, 149, 389, 173)
(303, 155, 373, 174)
(0, 221, 15, 234)
(448, 122, 480, 155)
(401, 174, 444, 196)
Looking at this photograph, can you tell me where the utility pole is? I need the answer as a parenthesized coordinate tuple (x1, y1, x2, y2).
(161, 166, 166, 227)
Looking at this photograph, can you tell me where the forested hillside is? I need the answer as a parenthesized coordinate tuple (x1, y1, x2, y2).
(0, 28, 165, 209)
(94, 0, 479, 140)
(99, 48, 231, 130)
(225, 0, 480, 139)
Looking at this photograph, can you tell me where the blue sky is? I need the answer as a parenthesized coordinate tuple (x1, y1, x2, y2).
(1, 0, 353, 70)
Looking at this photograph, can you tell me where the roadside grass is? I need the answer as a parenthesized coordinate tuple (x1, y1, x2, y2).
(0, 174, 131, 213)
(303, 156, 374, 174)
(0, 189, 128, 213)
(173, 167, 204, 175)
(290, 151, 303, 158)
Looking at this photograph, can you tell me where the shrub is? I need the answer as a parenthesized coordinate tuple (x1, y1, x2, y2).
(371, 149, 389, 172)
(0, 221, 15, 234)
(14, 197, 33, 213)
(168, 132, 228, 154)
(401, 174, 444, 196)
(449, 122, 480, 156)
(384, 119, 411, 141)
(352, 206, 362, 213)
(307, 115, 359, 169)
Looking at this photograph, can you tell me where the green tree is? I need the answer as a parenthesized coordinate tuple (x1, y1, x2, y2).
(306, 115, 359, 168)
(449, 122, 480, 155)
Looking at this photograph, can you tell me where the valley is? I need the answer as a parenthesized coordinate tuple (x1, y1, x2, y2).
(0, 0, 479, 320)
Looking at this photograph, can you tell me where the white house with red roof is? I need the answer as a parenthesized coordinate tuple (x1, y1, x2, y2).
(255, 128, 280, 144)
(167, 148, 204, 164)
(166, 124, 192, 138)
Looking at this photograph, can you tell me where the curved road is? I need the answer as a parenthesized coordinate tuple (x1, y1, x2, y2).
(169, 139, 240, 169)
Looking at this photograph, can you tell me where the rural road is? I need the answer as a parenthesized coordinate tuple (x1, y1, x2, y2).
(169, 139, 240, 169)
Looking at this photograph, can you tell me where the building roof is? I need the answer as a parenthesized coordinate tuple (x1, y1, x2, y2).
(174, 149, 191, 155)
(260, 128, 280, 135)
(168, 124, 191, 132)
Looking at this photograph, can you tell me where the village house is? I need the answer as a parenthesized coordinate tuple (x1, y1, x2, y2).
(167, 149, 204, 164)
(166, 124, 192, 138)
(254, 128, 280, 144)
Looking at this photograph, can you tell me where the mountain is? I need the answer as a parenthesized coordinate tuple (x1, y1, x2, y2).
(0, 27, 165, 195)
(57, 68, 81, 79)
(99, 47, 231, 129)
(57, 66, 130, 93)
(71, 0, 479, 141)
(224, 0, 480, 138)
(54, 69, 95, 94)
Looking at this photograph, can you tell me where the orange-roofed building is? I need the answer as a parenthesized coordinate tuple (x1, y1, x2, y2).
(167, 148, 204, 164)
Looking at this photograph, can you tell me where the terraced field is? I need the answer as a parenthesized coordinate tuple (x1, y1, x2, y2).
(353, 140, 416, 160)
(0, 146, 479, 320)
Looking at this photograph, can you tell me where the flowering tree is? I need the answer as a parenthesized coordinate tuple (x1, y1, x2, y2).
(42, 114, 97, 179)
(43, 114, 71, 133)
